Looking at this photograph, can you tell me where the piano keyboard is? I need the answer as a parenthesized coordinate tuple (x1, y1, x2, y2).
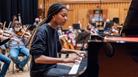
(69, 54, 87, 75)
(69, 57, 83, 75)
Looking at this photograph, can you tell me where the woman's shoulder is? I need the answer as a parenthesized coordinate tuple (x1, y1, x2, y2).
(37, 23, 48, 32)
(39, 23, 48, 29)
(35, 23, 48, 35)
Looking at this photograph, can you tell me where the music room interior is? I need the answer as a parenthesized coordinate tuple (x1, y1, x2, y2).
(0, 0, 138, 77)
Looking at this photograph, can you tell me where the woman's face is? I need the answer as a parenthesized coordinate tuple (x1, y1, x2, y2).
(53, 8, 68, 26)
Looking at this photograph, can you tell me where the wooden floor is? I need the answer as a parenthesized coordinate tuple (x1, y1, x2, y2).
(5, 54, 73, 77)
(6, 62, 30, 77)
(5, 47, 138, 77)
(6, 71, 29, 77)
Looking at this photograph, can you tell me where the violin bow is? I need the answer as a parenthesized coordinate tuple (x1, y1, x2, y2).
(7, 21, 12, 30)
(18, 13, 22, 24)
(2, 21, 6, 36)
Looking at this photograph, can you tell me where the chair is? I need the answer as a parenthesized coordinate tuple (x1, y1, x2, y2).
(9, 53, 30, 73)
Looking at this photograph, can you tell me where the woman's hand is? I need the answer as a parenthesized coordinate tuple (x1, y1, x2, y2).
(62, 56, 81, 63)
(74, 50, 87, 58)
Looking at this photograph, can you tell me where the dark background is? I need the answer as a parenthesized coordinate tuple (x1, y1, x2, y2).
(0, 0, 38, 25)
(122, 0, 138, 36)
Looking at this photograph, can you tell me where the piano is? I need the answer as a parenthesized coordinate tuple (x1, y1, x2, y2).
(80, 0, 138, 77)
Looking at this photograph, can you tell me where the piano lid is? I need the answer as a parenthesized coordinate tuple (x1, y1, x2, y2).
(122, 0, 138, 36)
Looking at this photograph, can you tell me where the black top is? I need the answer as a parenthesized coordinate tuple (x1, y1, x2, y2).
(30, 23, 62, 72)
(0, 38, 10, 46)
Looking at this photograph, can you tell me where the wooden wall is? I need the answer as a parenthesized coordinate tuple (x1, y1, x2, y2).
(38, 0, 131, 29)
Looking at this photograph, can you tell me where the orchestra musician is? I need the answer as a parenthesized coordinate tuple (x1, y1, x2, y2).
(30, 3, 86, 77)
(8, 20, 30, 71)
(0, 23, 13, 77)
(0, 37, 11, 77)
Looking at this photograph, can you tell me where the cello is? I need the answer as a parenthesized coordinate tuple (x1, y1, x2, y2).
(59, 34, 75, 49)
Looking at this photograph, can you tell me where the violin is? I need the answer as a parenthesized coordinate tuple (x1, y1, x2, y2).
(15, 28, 31, 38)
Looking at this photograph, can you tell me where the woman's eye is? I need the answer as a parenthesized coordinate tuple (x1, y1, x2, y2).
(61, 14, 65, 17)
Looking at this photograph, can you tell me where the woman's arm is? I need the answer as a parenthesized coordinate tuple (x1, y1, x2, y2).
(34, 55, 78, 64)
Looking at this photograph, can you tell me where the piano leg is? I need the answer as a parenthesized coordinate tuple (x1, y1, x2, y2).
(103, 42, 115, 57)
(80, 42, 103, 77)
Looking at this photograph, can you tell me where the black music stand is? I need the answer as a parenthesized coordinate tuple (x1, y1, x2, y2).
(75, 31, 90, 50)
(72, 23, 80, 30)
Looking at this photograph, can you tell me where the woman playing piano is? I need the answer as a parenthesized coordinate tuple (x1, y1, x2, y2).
(30, 3, 86, 77)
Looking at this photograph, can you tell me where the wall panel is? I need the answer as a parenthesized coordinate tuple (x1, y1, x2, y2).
(38, 0, 131, 29)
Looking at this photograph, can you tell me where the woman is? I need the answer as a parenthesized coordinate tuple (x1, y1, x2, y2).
(30, 3, 86, 77)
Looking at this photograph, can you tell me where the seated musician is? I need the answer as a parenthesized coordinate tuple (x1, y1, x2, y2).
(57, 27, 64, 36)
(110, 23, 120, 36)
(33, 17, 40, 27)
(86, 23, 99, 35)
(8, 20, 30, 71)
(0, 29, 12, 77)
(0, 49, 11, 77)
(30, 3, 86, 77)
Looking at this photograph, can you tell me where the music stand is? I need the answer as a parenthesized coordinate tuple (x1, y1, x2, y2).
(75, 31, 91, 50)
(72, 23, 80, 29)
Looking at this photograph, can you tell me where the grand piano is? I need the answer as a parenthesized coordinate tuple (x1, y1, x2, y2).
(80, 0, 138, 77)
